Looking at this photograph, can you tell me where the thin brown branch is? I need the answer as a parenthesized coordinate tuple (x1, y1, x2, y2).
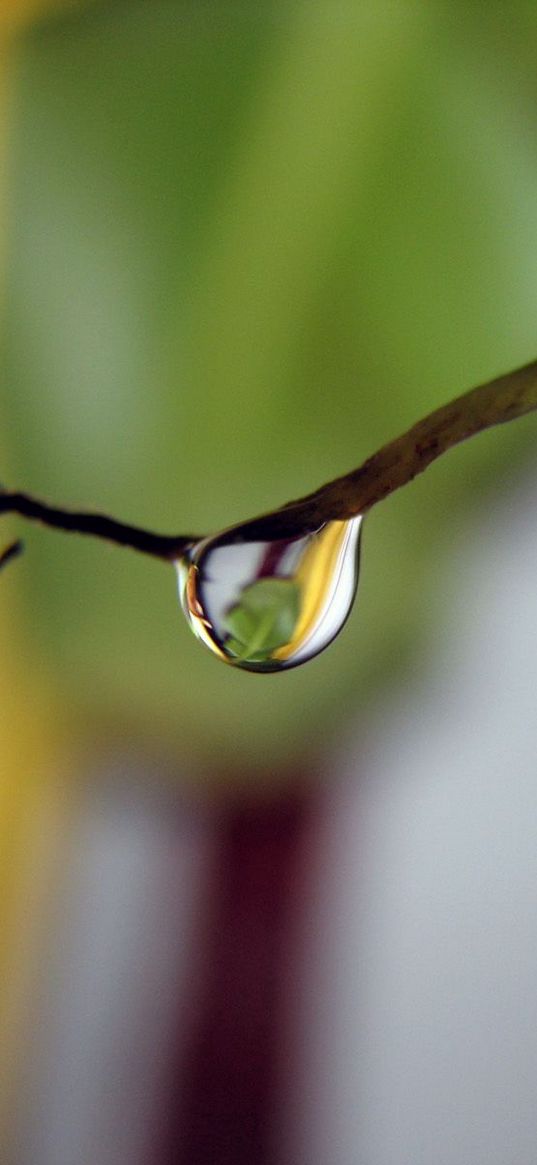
(233, 356, 537, 542)
(1, 356, 537, 560)
(0, 539, 24, 571)
(0, 491, 197, 560)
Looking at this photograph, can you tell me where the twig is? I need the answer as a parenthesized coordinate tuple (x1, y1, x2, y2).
(235, 355, 537, 542)
(0, 540, 24, 571)
(1, 356, 537, 562)
(0, 491, 197, 561)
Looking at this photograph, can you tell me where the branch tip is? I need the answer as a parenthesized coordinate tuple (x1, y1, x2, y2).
(0, 540, 25, 573)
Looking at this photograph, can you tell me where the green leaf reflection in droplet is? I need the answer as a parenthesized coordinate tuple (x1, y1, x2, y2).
(223, 578, 301, 663)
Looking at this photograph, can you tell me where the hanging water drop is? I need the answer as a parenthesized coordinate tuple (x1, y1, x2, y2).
(176, 514, 363, 673)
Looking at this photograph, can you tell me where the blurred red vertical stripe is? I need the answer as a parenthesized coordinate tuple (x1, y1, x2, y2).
(155, 786, 313, 1165)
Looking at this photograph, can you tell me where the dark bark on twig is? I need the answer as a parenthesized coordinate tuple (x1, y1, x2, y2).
(2, 356, 537, 564)
(0, 491, 197, 562)
(0, 540, 24, 571)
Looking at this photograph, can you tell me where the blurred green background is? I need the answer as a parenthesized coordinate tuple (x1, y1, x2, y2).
(3, 0, 537, 774)
(2, 2, 537, 1159)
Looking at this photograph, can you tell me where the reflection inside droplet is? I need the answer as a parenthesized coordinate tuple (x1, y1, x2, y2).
(176, 515, 363, 673)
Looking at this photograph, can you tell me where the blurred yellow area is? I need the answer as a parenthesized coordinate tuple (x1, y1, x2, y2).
(0, 0, 81, 1136)
(0, 508, 70, 1125)
(0, 562, 68, 1116)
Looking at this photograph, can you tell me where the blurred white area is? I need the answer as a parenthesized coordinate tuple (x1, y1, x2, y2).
(285, 465, 537, 1165)
(11, 466, 537, 1165)
(15, 763, 212, 1165)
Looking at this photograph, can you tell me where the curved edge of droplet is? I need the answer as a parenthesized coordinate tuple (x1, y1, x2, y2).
(175, 551, 229, 664)
(263, 513, 365, 673)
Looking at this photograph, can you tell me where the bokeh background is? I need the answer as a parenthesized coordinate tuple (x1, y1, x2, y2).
(2, 3, 537, 1163)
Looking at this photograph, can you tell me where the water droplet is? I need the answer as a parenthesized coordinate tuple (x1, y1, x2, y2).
(176, 514, 363, 673)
